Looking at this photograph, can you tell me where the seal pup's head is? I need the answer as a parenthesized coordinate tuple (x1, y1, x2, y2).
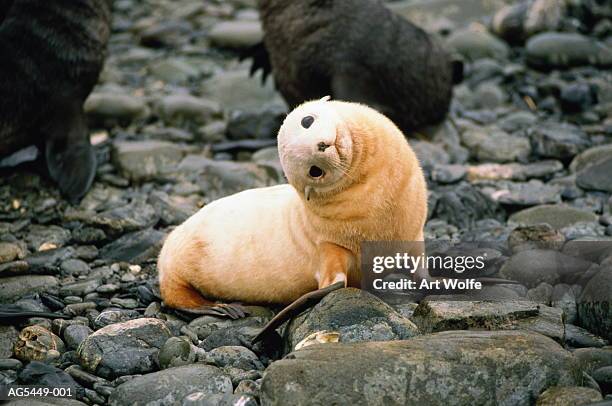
(277, 96, 355, 200)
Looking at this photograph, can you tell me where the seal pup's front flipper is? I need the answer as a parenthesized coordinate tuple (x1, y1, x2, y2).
(44, 104, 97, 203)
(252, 281, 345, 345)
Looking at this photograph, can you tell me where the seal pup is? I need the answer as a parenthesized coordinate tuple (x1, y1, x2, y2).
(0, 0, 111, 201)
(244, 0, 462, 133)
(158, 97, 428, 317)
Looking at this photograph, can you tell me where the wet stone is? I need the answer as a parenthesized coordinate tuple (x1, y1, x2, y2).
(60, 259, 90, 276)
(207, 346, 264, 371)
(63, 324, 93, 350)
(78, 318, 171, 379)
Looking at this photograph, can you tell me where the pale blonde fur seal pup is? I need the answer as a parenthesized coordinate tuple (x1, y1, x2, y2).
(157, 98, 427, 318)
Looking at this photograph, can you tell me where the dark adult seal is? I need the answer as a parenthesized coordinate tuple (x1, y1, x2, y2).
(248, 0, 462, 133)
(0, 0, 111, 201)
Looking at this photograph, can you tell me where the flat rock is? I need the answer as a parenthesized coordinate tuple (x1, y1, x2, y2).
(77, 318, 171, 379)
(286, 288, 419, 353)
(99, 228, 166, 263)
(528, 122, 590, 160)
(446, 27, 510, 61)
(177, 155, 277, 199)
(570, 144, 612, 174)
(526, 32, 612, 69)
(467, 161, 563, 182)
(500, 249, 593, 288)
(208, 21, 263, 48)
(0, 275, 59, 302)
(156, 94, 220, 126)
(84, 93, 149, 123)
(25, 225, 71, 251)
(509, 205, 598, 229)
(482, 180, 561, 207)
(576, 157, 612, 193)
(412, 300, 565, 342)
(202, 68, 285, 111)
(536, 386, 603, 406)
(109, 364, 232, 406)
(262, 330, 581, 405)
(461, 128, 531, 163)
(112, 140, 184, 181)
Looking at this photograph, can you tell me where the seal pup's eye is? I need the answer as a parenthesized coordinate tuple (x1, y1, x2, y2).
(301, 116, 314, 129)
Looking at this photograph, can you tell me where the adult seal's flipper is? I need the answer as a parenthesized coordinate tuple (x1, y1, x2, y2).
(252, 281, 345, 344)
(239, 41, 272, 84)
(44, 107, 97, 203)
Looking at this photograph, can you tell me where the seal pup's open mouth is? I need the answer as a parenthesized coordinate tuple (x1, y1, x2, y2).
(308, 165, 325, 179)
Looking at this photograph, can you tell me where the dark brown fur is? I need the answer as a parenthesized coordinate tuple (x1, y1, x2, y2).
(0, 0, 111, 201)
(257, 0, 458, 133)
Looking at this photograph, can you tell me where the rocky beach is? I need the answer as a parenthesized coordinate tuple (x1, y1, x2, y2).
(1, 0, 612, 405)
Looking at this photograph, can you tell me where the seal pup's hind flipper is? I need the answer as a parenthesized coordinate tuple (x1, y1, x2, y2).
(44, 106, 97, 203)
(177, 303, 251, 320)
(252, 281, 345, 345)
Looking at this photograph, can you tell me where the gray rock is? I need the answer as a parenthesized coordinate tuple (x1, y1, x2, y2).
(177, 155, 277, 199)
(226, 106, 285, 140)
(433, 183, 502, 228)
(92, 309, 143, 329)
(526, 32, 612, 69)
(60, 259, 90, 276)
(570, 144, 612, 174)
(509, 204, 598, 229)
(286, 288, 419, 353)
(578, 266, 612, 342)
(0, 326, 18, 358)
(431, 164, 467, 184)
(182, 392, 258, 406)
(25, 225, 71, 251)
(63, 324, 93, 350)
(147, 191, 197, 226)
(202, 68, 285, 112)
(467, 161, 563, 182)
(262, 330, 581, 405)
(574, 347, 612, 374)
(527, 282, 554, 304)
(536, 386, 603, 406)
(112, 140, 184, 181)
(208, 21, 263, 48)
(565, 324, 608, 348)
(158, 337, 200, 369)
(473, 82, 506, 109)
(592, 366, 612, 394)
(500, 249, 593, 288)
(551, 284, 578, 324)
(156, 95, 221, 126)
(577, 157, 612, 193)
(207, 346, 264, 371)
(77, 318, 171, 379)
(59, 279, 102, 297)
(446, 27, 510, 61)
(109, 364, 232, 406)
(528, 122, 590, 160)
(498, 111, 537, 133)
(149, 58, 199, 83)
(410, 141, 450, 168)
(84, 93, 149, 123)
(481, 180, 561, 206)
(0, 275, 59, 302)
(461, 128, 531, 163)
(99, 228, 166, 263)
(412, 300, 565, 342)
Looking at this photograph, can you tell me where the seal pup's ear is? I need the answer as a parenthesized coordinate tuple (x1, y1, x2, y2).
(320, 95, 331, 102)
